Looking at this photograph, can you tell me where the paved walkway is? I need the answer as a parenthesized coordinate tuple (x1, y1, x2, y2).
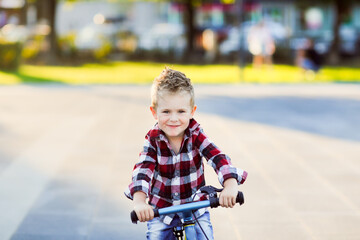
(0, 84, 360, 240)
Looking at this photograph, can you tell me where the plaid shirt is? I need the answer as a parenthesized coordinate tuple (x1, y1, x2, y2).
(125, 118, 247, 224)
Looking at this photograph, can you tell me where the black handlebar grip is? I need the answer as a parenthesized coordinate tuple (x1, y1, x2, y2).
(130, 209, 160, 224)
(236, 191, 244, 205)
(209, 197, 220, 208)
(209, 191, 244, 208)
(131, 210, 138, 224)
(153, 209, 160, 218)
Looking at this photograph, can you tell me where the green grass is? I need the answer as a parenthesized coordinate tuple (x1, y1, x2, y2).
(1, 61, 360, 85)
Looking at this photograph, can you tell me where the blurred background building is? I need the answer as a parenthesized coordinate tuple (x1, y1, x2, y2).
(0, 0, 360, 69)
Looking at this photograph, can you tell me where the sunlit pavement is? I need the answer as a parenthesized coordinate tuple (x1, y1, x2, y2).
(1, 84, 360, 240)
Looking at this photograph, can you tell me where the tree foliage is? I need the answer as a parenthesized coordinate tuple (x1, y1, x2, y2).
(38, 0, 237, 62)
(34, 0, 358, 64)
(296, 0, 357, 63)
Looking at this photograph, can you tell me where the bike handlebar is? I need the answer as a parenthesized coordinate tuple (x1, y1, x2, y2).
(131, 191, 244, 224)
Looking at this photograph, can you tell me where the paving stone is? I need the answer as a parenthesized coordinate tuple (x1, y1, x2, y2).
(0, 84, 359, 240)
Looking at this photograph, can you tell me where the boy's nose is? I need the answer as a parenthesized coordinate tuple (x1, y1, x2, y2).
(170, 113, 178, 121)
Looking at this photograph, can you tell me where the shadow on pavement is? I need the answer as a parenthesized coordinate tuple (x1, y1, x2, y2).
(13, 71, 65, 84)
(10, 178, 145, 240)
(197, 96, 360, 142)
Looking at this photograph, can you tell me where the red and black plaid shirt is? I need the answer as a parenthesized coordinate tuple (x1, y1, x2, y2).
(125, 118, 247, 223)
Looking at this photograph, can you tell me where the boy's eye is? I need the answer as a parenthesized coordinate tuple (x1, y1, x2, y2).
(178, 110, 185, 113)
(162, 110, 170, 114)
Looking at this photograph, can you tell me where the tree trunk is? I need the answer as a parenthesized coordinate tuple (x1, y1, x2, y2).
(328, 0, 350, 65)
(328, 1, 341, 64)
(47, 0, 59, 64)
(184, 0, 195, 59)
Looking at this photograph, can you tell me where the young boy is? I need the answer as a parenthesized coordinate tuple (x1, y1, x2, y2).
(125, 67, 247, 240)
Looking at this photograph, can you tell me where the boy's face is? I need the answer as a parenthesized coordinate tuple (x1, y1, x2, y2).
(150, 90, 196, 142)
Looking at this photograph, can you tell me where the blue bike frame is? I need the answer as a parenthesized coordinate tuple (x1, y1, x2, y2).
(155, 200, 213, 239)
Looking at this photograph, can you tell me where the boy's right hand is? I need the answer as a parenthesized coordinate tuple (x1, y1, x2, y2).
(133, 191, 154, 222)
(134, 202, 154, 222)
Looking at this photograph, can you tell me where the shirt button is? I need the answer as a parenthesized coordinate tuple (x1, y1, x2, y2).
(174, 192, 179, 196)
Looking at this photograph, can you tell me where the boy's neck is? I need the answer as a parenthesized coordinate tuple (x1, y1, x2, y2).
(167, 135, 184, 155)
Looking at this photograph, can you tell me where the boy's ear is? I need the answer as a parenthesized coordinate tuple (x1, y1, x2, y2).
(191, 105, 197, 117)
(150, 106, 158, 120)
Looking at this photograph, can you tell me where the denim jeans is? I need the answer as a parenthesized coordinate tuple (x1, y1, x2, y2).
(146, 211, 214, 240)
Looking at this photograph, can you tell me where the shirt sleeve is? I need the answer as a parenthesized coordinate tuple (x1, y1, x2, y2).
(196, 128, 247, 186)
(124, 136, 157, 200)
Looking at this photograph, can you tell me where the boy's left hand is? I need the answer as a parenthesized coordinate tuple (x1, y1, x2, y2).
(219, 178, 238, 208)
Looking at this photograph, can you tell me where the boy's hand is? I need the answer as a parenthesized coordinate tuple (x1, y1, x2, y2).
(134, 202, 154, 222)
(133, 191, 154, 222)
(219, 178, 238, 208)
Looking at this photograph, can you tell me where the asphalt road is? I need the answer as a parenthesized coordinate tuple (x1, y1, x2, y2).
(1, 84, 360, 240)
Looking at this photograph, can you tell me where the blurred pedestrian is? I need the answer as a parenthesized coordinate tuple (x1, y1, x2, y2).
(247, 20, 275, 68)
(202, 29, 217, 63)
(296, 38, 322, 80)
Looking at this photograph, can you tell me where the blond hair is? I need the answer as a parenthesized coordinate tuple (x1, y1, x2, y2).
(151, 67, 194, 109)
